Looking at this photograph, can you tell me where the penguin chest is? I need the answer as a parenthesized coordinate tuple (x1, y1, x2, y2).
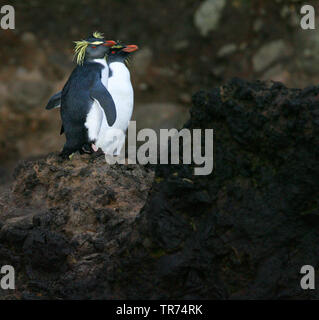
(108, 63, 134, 131)
(85, 100, 104, 142)
(84, 59, 109, 141)
(112, 86, 134, 131)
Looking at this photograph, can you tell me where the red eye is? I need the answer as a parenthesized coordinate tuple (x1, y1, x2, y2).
(92, 46, 96, 49)
(112, 51, 115, 54)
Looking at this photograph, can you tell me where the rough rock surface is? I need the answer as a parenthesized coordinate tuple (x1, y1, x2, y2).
(0, 153, 154, 299)
(1, 79, 319, 299)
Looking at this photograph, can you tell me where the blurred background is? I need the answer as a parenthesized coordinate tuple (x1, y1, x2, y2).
(0, 0, 318, 187)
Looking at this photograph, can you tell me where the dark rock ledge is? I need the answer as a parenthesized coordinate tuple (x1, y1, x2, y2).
(1, 78, 319, 299)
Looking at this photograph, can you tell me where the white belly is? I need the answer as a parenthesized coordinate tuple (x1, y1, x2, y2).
(85, 100, 103, 141)
(107, 62, 134, 132)
(85, 59, 109, 142)
(95, 62, 134, 155)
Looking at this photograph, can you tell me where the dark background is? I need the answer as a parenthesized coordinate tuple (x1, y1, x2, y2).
(0, 0, 318, 184)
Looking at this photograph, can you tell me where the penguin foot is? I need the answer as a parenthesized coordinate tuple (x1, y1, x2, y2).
(80, 144, 94, 154)
(59, 150, 76, 160)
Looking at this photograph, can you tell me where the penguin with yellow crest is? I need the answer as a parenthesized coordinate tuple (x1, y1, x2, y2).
(46, 32, 118, 158)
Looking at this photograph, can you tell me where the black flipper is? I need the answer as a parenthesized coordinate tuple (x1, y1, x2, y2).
(90, 81, 116, 126)
(45, 91, 62, 110)
(60, 125, 64, 135)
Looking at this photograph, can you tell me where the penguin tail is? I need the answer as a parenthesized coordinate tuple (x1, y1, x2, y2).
(45, 91, 62, 110)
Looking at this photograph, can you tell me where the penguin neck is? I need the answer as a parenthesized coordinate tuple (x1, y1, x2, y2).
(83, 56, 107, 67)
(91, 58, 108, 67)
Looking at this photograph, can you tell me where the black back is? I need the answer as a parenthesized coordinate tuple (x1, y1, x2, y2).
(61, 62, 103, 124)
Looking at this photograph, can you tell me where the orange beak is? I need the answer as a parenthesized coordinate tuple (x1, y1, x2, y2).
(103, 40, 117, 47)
(122, 44, 139, 52)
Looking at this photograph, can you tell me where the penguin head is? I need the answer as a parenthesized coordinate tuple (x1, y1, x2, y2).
(74, 31, 116, 65)
(85, 40, 116, 60)
(108, 42, 139, 65)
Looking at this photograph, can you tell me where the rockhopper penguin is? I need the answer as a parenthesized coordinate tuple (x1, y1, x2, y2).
(45, 32, 117, 159)
(94, 43, 139, 156)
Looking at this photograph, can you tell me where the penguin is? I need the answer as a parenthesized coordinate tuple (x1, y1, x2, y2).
(45, 32, 117, 158)
(94, 43, 139, 156)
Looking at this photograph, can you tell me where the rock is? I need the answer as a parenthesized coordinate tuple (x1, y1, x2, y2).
(194, 0, 226, 36)
(130, 79, 319, 299)
(217, 44, 237, 58)
(253, 40, 290, 73)
(1, 79, 319, 299)
(178, 93, 192, 104)
(174, 40, 190, 51)
(211, 65, 225, 77)
(0, 153, 154, 299)
(261, 64, 288, 82)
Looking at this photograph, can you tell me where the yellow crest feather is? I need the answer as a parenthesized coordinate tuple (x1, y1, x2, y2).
(73, 40, 89, 65)
(93, 31, 104, 39)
